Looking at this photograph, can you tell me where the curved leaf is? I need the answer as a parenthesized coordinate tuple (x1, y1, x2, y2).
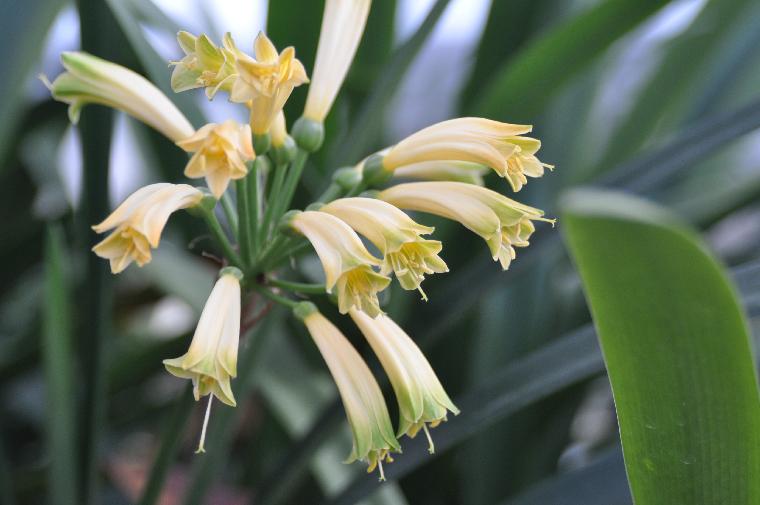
(562, 189, 760, 505)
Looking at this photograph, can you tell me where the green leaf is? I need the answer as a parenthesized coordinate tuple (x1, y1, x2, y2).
(42, 224, 78, 505)
(593, 0, 756, 173)
(472, 0, 668, 122)
(562, 189, 760, 505)
(0, 0, 65, 172)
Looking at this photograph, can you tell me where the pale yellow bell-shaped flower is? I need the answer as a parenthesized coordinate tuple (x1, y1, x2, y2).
(382, 118, 552, 192)
(170, 31, 240, 99)
(379, 182, 554, 270)
(288, 210, 390, 317)
(92, 183, 203, 274)
(302, 0, 372, 123)
(294, 303, 400, 478)
(230, 32, 309, 134)
(350, 309, 459, 453)
(320, 197, 448, 298)
(47, 52, 194, 142)
(176, 120, 254, 198)
(163, 267, 242, 408)
(392, 161, 489, 186)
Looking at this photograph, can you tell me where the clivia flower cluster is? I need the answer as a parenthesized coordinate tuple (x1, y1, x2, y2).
(46, 0, 553, 480)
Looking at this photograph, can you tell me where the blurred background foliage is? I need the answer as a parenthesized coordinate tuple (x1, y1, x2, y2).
(1, 0, 759, 504)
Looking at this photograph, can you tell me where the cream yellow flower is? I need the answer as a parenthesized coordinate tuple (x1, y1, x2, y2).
(92, 183, 203, 273)
(170, 31, 239, 99)
(294, 303, 400, 478)
(163, 267, 243, 409)
(288, 210, 390, 317)
(270, 110, 288, 148)
(302, 0, 372, 123)
(230, 32, 309, 134)
(47, 52, 194, 142)
(176, 120, 254, 198)
(382, 118, 552, 192)
(350, 309, 459, 452)
(379, 182, 554, 270)
(320, 197, 447, 298)
(392, 161, 489, 186)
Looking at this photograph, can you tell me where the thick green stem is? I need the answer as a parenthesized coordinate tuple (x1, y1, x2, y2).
(268, 278, 326, 294)
(247, 161, 261, 258)
(259, 162, 288, 246)
(220, 192, 238, 237)
(268, 150, 307, 234)
(252, 284, 300, 309)
(201, 207, 244, 268)
(316, 182, 343, 203)
(235, 179, 251, 265)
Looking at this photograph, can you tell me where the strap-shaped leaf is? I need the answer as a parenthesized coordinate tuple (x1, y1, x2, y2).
(562, 189, 760, 505)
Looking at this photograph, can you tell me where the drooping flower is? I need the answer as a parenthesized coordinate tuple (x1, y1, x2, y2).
(92, 183, 203, 273)
(230, 32, 309, 134)
(392, 161, 489, 186)
(381, 117, 552, 192)
(302, 0, 372, 124)
(163, 267, 243, 409)
(47, 52, 194, 142)
(294, 302, 400, 478)
(176, 120, 254, 198)
(287, 210, 390, 317)
(379, 182, 554, 270)
(170, 31, 239, 99)
(350, 309, 459, 452)
(320, 197, 448, 298)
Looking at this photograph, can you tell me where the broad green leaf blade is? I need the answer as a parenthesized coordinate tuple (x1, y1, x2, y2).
(503, 447, 631, 505)
(0, 0, 65, 171)
(562, 189, 760, 505)
(43, 224, 78, 505)
(472, 0, 668, 122)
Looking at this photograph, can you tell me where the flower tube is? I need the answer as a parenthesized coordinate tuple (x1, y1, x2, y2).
(286, 210, 390, 317)
(379, 181, 554, 270)
(350, 309, 459, 453)
(295, 302, 400, 478)
(320, 197, 447, 297)
(47, 51, 195, 142)
(230, 32, 308, 134)
(381, 117, 552, 192)
(176, 120, 254, 198)
(92, 183, 203, 273)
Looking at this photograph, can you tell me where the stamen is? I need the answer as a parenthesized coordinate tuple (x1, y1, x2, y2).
(422, 423, 435, 454)
(196, 394, 214, 454)
(377, 457, 386, 482)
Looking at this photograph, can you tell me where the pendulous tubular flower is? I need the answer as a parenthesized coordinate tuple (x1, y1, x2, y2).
(379, 182, 554, 270)
(92, 183, 203, 274)
(287, 210, 390, 317)
(176, 120, 255, 198)
(392, 161, 489, 186)
(302, 0, 372, 124)
(47, 52, 194, 142)
(350, 309, 459, 453)
(381, 117, 553, 192)
(170, 31, 239, 99)
(320, 197, 448, 298)
(294, 303, 400, 478)
(230, 32, 309, 134)
(163, 267, 243, 408)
